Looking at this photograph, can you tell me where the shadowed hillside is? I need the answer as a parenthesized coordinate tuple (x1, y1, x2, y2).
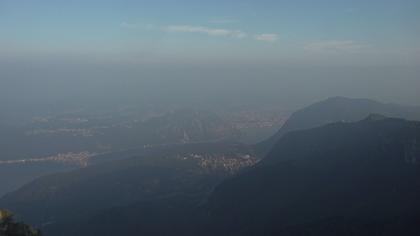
(207, 116, 420, 235)
(258, 97, 420, 153)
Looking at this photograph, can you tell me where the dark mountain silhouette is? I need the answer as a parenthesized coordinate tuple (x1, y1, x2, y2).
(258, 97, 420, 153)
(207, 116, 420, 235)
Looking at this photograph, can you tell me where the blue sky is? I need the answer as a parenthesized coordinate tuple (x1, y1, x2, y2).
(1, 0, 419, 66)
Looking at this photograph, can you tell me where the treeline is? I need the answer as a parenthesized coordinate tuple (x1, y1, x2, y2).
(0, 210, 41, 236)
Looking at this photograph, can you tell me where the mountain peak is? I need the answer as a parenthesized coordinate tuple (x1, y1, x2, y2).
(363, 113, 389, 122)
(325, 96, 351, 101)
(323, 96, 377, 105)
(258, 97, 420, 155)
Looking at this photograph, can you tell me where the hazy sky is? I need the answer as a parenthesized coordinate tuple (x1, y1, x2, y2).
(0, 1, 419, 113)
(1, 0, 419, 65)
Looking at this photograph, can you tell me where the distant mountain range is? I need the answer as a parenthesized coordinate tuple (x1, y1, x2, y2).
(138, 109, 241, 144)
(258, 96, 420, 153)
(2, 97, 420, 236)
(0, 109, 242, 162)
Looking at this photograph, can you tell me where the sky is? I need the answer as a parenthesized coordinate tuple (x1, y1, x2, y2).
(0, 0, 419, 112)
(1, 0, 419, 66)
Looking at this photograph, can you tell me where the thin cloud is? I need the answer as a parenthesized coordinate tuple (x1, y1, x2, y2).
(166, 25, 279, 43)
(121, 22, 278, 43)
(254, 34, 279, 42)
(166, 25, 247, 39)
(305, 40, 368, 53)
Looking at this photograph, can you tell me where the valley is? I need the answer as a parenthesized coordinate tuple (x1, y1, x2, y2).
(2, 2, 419, 235)
(2, 97, 420, 235)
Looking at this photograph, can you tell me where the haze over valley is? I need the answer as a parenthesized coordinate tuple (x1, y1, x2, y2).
(1, 1, 420, 236)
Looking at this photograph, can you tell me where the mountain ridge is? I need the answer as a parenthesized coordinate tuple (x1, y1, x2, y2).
(258, 96, 420, 153)
(206, 116, 420, 235)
